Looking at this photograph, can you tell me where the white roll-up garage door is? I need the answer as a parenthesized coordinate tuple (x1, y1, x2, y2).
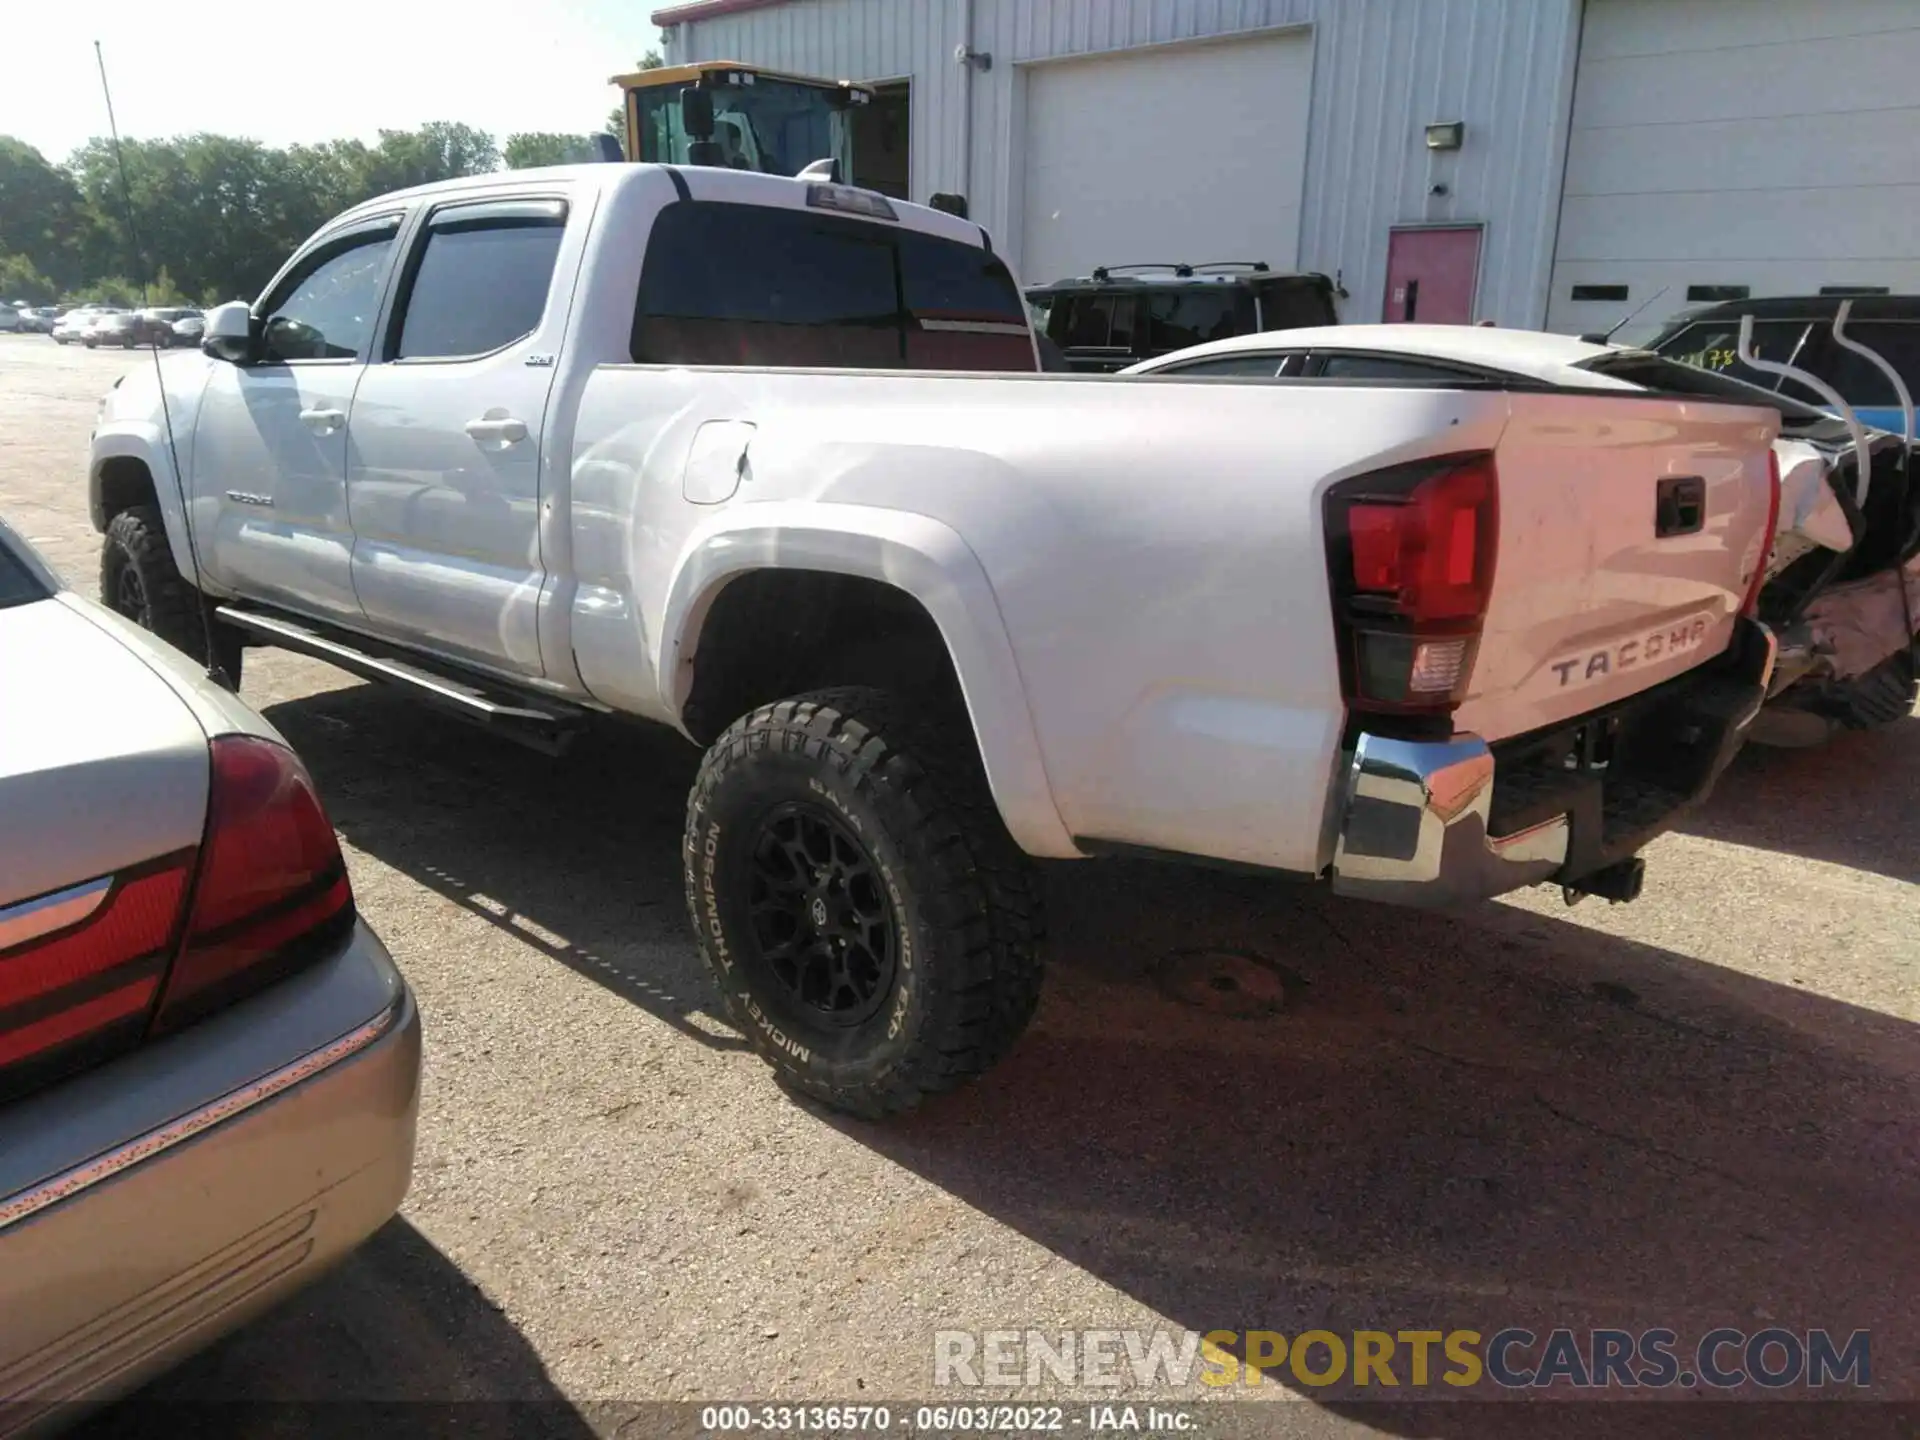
(1547, 0, 1920, 336)
(1018, 29, 1313, 289)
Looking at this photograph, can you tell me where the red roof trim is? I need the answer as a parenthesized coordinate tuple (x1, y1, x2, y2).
(652, 0, 792, 25)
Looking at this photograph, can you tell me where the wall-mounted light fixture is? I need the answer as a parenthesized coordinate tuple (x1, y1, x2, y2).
(955, 43, 992, 71)
(1425, 121, 1465, 151)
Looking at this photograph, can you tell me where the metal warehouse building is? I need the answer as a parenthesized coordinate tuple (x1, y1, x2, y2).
(657, 0, 1920, 334)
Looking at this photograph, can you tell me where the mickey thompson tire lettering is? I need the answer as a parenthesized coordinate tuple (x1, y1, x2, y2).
(682, 687, 1046, 1118)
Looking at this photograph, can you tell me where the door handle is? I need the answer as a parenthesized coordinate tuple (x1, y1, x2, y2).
(465, 416, 529, 445)
(299, 407, 346, 435)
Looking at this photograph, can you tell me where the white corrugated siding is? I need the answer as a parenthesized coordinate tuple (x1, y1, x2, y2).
(1548, 0, 1920, 336)
(663, 0, 1581, 325)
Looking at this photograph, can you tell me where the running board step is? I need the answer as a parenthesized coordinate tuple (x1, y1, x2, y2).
(214, 606, 588, 756)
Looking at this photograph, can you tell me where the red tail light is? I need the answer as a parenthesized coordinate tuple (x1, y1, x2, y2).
(0, 737, 352, 1097)
(1325, 453, 1499, 717)
(0, 860, 192, 1091)
(1742, 449, 1783, 619)
(152, 735, 352, 1033)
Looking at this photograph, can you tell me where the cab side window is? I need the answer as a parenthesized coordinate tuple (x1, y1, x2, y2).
(259, 225, 398, 363)
(1157, 354, 1288, 377)
(1316, 354, 1476, 382)
(392, 202, 568, 360)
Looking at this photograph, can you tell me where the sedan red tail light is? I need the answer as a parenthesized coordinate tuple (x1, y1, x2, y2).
(0, 736, 352, 1096)
(152, 736, 353, 1033)
(0, 860, 192, 1092)
(1324, 453, 1500, 719)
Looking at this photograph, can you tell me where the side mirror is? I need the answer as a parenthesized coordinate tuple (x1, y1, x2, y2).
(929, 192, 969, 219)
(680, 86, 715, 141)
(593, 132, 625, 164)
(202, 301, 257, 365)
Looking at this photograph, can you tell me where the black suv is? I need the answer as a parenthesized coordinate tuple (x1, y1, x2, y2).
(1646, 294, 1920, 435)
(1024, 264, 1339, 374)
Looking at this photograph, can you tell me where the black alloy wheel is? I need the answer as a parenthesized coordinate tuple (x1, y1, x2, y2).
(744, 802, 899, 1026)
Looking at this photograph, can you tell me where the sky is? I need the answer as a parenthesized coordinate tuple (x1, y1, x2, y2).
(3, 0, 668, 162)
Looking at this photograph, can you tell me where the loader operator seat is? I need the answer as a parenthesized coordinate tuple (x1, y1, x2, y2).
(715, 118, 752, 170)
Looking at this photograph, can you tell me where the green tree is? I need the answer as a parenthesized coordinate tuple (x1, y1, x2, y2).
(504, 132, 598, 169)
(0, 253, 55, 303)
(67, 276, 144, 306)
(0, 138, 90, 289)
(355, 122, 499, 196)
(3, 121, 512, 315)
(67, 133, 293, 304)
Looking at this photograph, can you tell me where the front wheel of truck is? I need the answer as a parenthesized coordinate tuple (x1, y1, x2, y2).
(684, 687, 1044, 1118)
(101, 504, 243, 691)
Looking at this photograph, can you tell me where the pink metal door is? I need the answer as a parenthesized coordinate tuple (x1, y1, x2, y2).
(1383, 226, 1483, 324)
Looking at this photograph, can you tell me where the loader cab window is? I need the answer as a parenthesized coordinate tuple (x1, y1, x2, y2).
(634, 76, 853, 180)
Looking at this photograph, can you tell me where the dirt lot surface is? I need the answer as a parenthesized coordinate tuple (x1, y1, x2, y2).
(5, 336, 1918, 1437)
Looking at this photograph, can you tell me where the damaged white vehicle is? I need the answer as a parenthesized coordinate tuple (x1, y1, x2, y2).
(1127, 322, 1920, 747)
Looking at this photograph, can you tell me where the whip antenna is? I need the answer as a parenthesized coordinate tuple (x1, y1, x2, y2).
(94, 39, 227, 687)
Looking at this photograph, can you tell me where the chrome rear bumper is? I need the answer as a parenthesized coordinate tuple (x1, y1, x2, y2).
(1330, 620, 1777, 908)
(1330, 734, 1569, 907)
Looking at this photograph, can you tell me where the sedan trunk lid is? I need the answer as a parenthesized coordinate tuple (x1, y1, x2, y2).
(0, 598, 209, 912)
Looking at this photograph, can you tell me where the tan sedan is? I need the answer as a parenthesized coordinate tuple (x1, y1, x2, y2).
(0, 518, 419, 1434)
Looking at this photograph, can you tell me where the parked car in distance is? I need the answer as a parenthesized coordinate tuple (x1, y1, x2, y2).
(17, 307, 61, 335)
(1126, 323, 1919, 746)
(50, 309, 100, 345)
(1024, 262, 1339, 373)
(170, 310, 207, 346)
(0, 514, 419, 1427)
(93, 163, 1779, 1117)
(131, 307, 198, 347)
(0, 307, 19, 334)
(83, 309, 140, 349)
(1646, 294, 1920, 437)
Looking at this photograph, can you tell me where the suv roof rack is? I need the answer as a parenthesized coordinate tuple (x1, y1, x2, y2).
(1090, 263, 1195, 281)
(1076, 261, 1279, 284)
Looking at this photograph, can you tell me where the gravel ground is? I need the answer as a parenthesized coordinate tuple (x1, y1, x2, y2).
(4, 335, 1917, 1437)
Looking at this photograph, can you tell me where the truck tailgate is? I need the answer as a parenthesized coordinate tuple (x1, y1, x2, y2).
(1454, 392, 1780, 741)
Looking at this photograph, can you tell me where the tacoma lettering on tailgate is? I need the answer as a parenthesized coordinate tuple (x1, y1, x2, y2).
(1550, 614, 1713, 688)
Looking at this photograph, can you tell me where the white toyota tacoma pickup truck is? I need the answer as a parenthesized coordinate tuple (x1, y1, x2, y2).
(89, 162, 1781, 1116)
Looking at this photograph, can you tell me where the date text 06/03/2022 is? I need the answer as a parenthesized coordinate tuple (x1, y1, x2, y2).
(697, 1404, 1195, 1433)
(932, 1326, 1872, 1391)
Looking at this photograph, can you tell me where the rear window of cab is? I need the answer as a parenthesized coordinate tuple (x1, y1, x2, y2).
(632, 201, 1035, 371)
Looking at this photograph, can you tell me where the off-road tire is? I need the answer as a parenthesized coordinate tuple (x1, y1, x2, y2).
(684, 687, 1045, 1118)
(100, 505, 243, 689)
